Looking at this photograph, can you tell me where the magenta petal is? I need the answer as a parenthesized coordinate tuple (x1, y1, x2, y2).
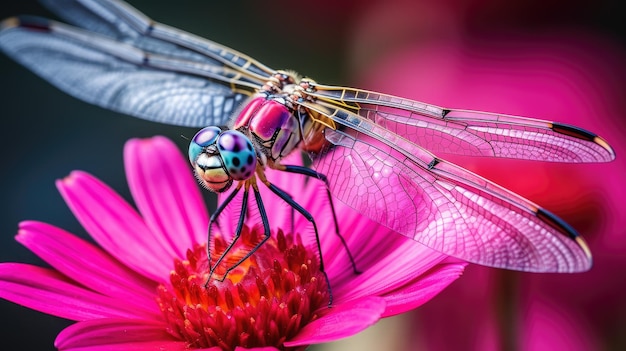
(0, 263, 151, 321)
(58, 341, 190, 351)
(334, 240, 446, 302)
(124, 136, 208, 257)
(55, 318, 196, 351)
(381, 262, 467, 317)
(56, 170, 171, 281)
(234, 347, 280, 351)
(16, 221, 158, 315)
(284, 296, 386, 346)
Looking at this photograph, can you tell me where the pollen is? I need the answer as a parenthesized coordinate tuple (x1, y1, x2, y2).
(157, 226, 328, 350)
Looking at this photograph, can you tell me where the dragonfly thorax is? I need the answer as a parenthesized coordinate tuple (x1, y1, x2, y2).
(234, 95, 302, 163)
(189, 126, 257, 192)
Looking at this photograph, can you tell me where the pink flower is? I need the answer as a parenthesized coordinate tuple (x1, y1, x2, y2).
(0, 136, 465, 350)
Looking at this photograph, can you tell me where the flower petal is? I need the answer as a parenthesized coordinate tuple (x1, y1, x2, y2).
(59, 341, 191, 351)
(381, 262, 467, 317)
(55, 318, 194, 351)
(333, 239, 447, 302)
(323, 210, 405, 282)
(284, 296, 386, 346)
(56, 170, 171, 281)
(0, 263, 151, 321)
(16, 221, 158, 315)
(56, 318, 281, 351)
(124, 136, 209, 257)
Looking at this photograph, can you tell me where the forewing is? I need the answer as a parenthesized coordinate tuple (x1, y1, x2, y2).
(39, 0, 274, 80)
(308, 84, 615, 163)
(0, 17, 253, 127)
(299, 100, 592, 272)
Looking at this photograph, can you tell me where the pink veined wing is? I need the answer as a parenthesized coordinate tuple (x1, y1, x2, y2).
(295, 87, 614, 272)
(307, 84, 614, 163)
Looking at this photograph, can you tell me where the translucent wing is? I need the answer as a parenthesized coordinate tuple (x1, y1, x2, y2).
(38, 0, 274, 80)
(308, 84, 615, 163)
(0, 0, 275, 127)
(0, 17, 252, 127)
(299, 99, 592, 272)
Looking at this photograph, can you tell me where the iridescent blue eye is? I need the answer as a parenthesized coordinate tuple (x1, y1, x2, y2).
(217, 130, 257, 181)
(188, 126, 222, 164)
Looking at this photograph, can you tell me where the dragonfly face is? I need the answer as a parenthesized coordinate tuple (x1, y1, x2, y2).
(0, 0, 616, 274)
(189, 126, 256, 192)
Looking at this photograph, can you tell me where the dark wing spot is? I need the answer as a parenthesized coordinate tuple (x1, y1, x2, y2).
(247, 155, 254, 165)
(232, 156, 241, 167)
(229, 168, 237, 175)
(552, 122, 596, 141)
(247, 143, 253, 151)
(244, 171, 251, 178)
(232, 142, 241, 152)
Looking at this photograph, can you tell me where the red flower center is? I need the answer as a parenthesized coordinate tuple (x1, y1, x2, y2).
(157, 225, 329, 350)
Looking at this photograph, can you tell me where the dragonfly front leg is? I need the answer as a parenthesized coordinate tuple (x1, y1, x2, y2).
(205, 183, 241, 283)
(216, 183, 272, 280)
(206, 183, 248, 283)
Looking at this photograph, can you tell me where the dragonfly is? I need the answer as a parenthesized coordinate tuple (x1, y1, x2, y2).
(0, 0, 615, 295)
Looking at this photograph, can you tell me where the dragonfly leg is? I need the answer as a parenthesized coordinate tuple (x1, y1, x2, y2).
(205, 184, 242, 286)
(264, 180, 334, 306)
(217, 183, 272, 280)
(271, 188, 296, 236)
(275, 164, 361, 275)
(206, 184, 249, 283)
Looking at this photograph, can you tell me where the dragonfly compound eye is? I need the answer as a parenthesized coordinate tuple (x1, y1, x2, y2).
(188, 126, 222, 164)
(189, 126, 232, 193)
(217, 130, 257, 181)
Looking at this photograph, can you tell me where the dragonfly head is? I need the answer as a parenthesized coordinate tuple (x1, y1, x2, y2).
(189, 126, 257, 192)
